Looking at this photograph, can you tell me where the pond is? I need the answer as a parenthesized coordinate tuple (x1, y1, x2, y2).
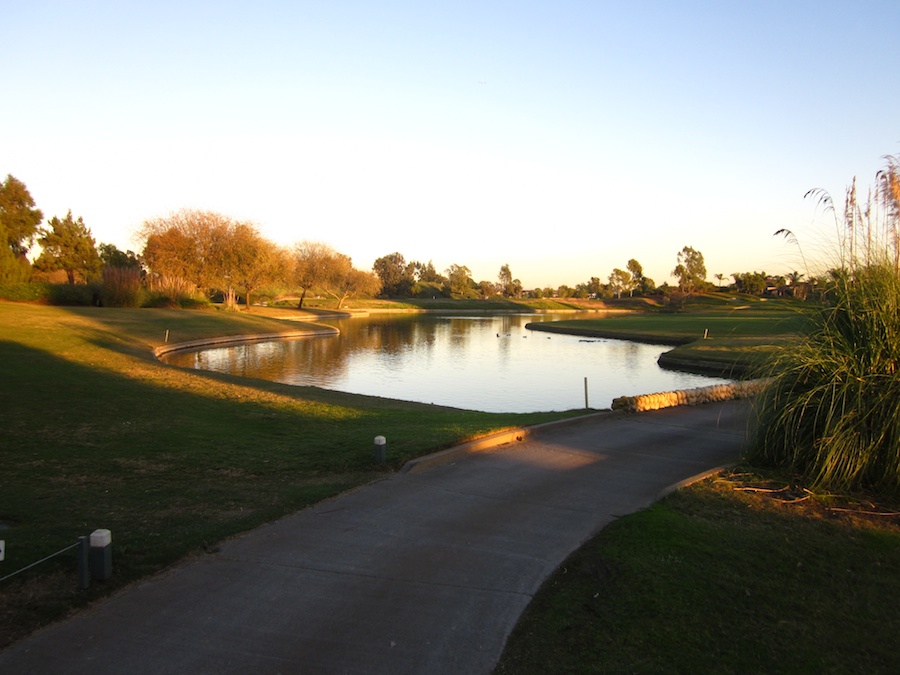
(161, 313, 728, 413)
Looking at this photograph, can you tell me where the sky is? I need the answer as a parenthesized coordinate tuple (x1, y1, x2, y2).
(3, 1, 899, 289)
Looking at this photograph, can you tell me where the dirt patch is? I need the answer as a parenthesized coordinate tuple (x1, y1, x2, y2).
(713, 470, 900, 533)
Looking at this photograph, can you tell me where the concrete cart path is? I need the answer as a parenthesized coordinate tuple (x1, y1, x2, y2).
(0, 400, 751, 674)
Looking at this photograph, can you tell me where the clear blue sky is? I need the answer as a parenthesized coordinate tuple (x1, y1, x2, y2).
(3, 1, 899, 288)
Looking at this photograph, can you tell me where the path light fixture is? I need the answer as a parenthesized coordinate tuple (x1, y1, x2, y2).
(373, 435, 387, 463)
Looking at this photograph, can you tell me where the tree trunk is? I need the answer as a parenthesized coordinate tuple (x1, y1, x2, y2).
(297, 288, 307, 308)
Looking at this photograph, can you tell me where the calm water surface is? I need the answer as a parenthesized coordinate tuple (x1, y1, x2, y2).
(162, 313, 727, 413)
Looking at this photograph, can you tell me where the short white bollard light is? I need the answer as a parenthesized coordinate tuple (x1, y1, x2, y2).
(373, 435, 387, 463)
(90, 529, 113, 581)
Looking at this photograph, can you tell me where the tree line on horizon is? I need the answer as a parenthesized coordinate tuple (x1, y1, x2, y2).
(1, 174, 810, 308)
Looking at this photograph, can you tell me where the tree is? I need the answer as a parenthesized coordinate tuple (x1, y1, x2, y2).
(672, 246, 706, 295)
(498, 263, 516, 297)
(0, 174, 43, 257)
(373, 252, 416, 297)
(626, 258, 655, 295)
(141, 227, 196, 294)
(0, 220, 32, 282)
(99, 243, 143, 270)
(413, 260, 442, 283)
(478, 280, 495, 299)
(732, 271, 767, 295)
(625, 259, 643, 296)
(293, 241, 338, 308)
(140, 209, 235, 296)
(34, 211, 102, 283)
(583, 277, 602, 298)
(714, 273, 725, 288)
(321, 254, 381, 309)
(608, 268, 632, 298)
(222, 223, 280, 310)
(445, 264, 472, 296)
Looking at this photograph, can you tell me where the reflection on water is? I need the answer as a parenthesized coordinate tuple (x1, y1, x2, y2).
(161, 313, 727, 413)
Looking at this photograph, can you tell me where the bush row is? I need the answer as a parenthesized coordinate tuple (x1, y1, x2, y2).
(0, 280, 211, 309)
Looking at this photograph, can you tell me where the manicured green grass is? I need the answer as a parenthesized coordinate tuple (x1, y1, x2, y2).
(532, 308, 808, 342)
(531, 307, 810, 377)
(496, 470, 900, 674)
(0, 303, 575, 648)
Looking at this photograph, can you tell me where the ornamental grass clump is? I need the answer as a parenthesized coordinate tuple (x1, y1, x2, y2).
(101, 266, 144, 307)
(748, 155, 900, 493)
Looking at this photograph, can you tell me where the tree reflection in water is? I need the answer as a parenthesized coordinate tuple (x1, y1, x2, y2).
(162, 313, 726, 412)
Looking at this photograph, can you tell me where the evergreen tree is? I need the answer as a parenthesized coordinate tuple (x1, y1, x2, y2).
(0, 174, 43, 256)
(34, 211, 102, 283)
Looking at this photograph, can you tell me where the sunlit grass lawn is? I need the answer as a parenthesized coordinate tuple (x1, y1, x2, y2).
(497, 470, 900, 674)
(0, 302, 575, 648)
(533, 308, 807, 342)
(531, 308, 809, 376)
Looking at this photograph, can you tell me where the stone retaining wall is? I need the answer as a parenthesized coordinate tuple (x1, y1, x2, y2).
(153, 326, 338, 358)
(611, 379, 770, 413)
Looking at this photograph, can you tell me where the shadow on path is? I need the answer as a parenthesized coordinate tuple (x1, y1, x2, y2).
(0, 400, 751, 675)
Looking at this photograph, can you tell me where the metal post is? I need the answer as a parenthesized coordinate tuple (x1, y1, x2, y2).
(584, 377, 589, 409)
(77, 536, 90, 590)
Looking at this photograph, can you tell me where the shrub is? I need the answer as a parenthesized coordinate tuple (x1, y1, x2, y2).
(0, 282, 49, 302)
(143, 274, 206, 309)
(46, 283, 97, 306)
(178, 296, 212, 310)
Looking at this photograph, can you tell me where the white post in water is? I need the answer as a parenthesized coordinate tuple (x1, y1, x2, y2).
(584, 377, 589, 409)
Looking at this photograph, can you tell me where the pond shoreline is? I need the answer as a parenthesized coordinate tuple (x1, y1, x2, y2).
(525, 321, 755, 378)
(161, 312, 726, 414)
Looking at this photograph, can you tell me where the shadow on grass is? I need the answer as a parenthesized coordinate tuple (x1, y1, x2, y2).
(0, 337, 547, 647)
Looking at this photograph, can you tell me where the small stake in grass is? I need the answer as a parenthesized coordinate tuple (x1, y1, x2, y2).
(374, 435, 387, 463)
(703, 328, 709, 339)
(165, 330, 169, 343)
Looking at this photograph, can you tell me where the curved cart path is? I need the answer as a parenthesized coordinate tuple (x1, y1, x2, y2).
(0, 400, 750, 674)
